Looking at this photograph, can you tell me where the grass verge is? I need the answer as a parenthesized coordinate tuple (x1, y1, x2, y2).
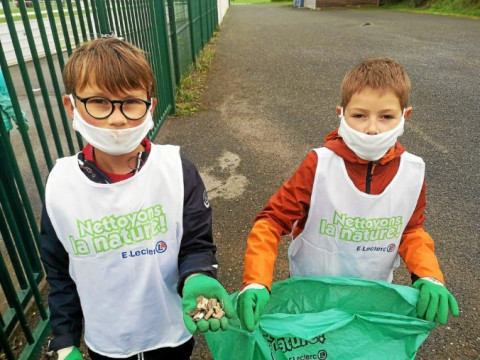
(232, 0, 292, 4)
(380, 3, 480, 19)
(174, 30, 219, 116)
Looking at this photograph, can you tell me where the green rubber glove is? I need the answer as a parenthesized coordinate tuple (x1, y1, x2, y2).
(237, 286, 270, 332)
(56, 346, 82, 360)
(182, 274, 234, 334)
(413, 278, 459, 325)
(65, 347, 83, 360)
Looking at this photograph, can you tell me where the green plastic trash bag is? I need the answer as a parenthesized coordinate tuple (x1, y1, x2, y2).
(204, 277, 436, 360)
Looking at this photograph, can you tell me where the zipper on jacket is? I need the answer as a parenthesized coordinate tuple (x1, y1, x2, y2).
(365, 161, 376, 194)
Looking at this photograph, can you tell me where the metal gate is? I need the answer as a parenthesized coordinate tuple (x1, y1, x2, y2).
(0, 0, 218, 359)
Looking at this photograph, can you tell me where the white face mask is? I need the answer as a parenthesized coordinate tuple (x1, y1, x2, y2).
(337, 108, 405, 161)
(70, 95, 154, 156)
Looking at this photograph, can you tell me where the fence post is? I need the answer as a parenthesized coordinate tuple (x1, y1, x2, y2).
(167, 0, 181, 85)
(187, 0, 196, 64)
(16, 0, 66, 160)
(94, 0, 110, 34)
(43, 0, 76, 155)
(200, 0, 205, 46)
(152, 0, 176, 117)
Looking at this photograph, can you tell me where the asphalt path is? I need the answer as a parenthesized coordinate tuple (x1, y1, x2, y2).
(156, 4, 480, 359)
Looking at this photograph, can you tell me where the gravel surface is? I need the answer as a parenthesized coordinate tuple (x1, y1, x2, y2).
(156, 4, 480, 359)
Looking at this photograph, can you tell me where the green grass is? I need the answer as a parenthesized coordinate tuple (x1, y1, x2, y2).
(380, 2, 480, 19)
(232, 0, 271, 3)
(174, 31, 219, 116)
(0, 3, 71, 23)
(232, 0, 291, 4)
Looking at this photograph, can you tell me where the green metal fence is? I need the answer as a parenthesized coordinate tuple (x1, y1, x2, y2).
(0, 0, 218, 359)
(167, 0, 218, 85)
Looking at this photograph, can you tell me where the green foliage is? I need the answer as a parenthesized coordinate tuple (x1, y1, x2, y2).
(175, 31, 219, 116)
(408, 0, 428, 7)
(381, 0, 426, 7)
(429, 0, 480, 11)
(233, 0, 270, 3)
(381, 0, 480, 16)
(233, 0, 291, 3)
(0, 3, 73, 24)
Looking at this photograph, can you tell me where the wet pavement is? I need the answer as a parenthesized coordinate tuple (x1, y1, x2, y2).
(156, 4, 480, 359)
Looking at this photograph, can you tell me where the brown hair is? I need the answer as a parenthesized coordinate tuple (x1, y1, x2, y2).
(341, 57, 411, 109)
(63, 38, 155, 97)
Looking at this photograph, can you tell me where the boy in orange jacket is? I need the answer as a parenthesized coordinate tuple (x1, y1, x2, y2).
(237, 57, 459, 332)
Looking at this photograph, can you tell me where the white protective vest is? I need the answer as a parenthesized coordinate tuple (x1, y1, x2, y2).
(45, 144, 191, 357)
(288, 147, 424, 282)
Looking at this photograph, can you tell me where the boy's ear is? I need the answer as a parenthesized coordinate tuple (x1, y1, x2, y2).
(150, 97, 157, 115)
(404, 107, 413, 120)
(63, 94, 74, 118)
(336, 106, 342, 116)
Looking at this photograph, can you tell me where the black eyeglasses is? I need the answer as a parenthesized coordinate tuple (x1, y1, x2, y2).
(73, 94, 151, 120)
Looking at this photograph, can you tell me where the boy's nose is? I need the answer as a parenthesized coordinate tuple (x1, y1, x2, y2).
(365, 119, 380, 135)
(107, 104, 127, 126)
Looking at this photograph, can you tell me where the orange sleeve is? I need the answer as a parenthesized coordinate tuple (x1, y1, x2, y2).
(242, 152, 317, 290)
(399, 181, 445, 283)
(242, 220, 281, 291)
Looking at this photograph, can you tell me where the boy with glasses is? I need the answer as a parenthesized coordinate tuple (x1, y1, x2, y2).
(40, 38, 233, 360)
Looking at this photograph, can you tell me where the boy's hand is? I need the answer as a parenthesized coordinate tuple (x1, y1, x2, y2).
(182, 274, 234, 334)
(55, 346, 83, 360)
(413, 278, 459, 325)
(237, 284, 270, 332)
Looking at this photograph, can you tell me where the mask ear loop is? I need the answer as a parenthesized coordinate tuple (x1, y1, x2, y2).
(148, 98, 153, 116)
(69, 94, 76, 109)
(339, 107, 344, 118)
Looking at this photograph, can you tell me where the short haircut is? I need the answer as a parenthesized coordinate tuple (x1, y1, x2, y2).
(63, 38, 155, 97)
(341, 57, 411, 109)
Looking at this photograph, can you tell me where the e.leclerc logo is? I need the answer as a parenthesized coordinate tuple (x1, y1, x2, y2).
(356, 243, 396, 252)
(121, 240, 167, 259)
